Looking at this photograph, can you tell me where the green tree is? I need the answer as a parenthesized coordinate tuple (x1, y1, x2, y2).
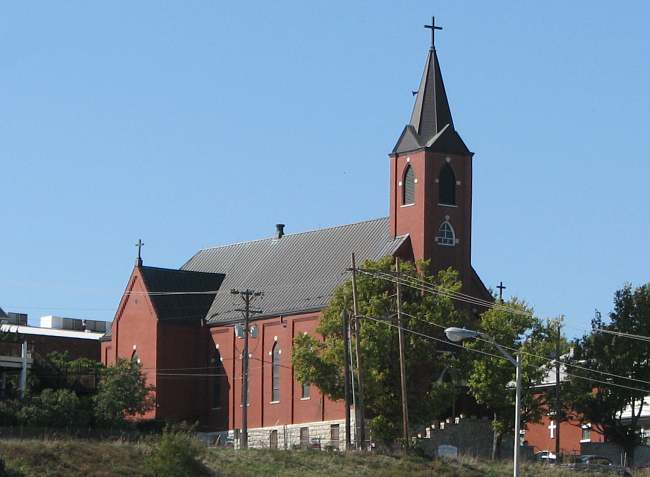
(465, 302, 557, 458)
(30, 351, 102, 395)
(292, 257, 472, 444)
(93, 358, 153, 427)
(564, 283, 650, 458)
(18, 388, 88, 428)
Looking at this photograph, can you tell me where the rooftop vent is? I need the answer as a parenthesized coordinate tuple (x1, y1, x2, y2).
(275, 224, 285, 239)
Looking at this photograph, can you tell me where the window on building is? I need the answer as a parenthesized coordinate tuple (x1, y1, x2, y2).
(272, 343, 281, 402)
(435, 221, 456, 246)
(439, 163, 456, 205)
(330, 424, 340, 450)
(300, 427, 310, 448)
(581, 425, 591, 442)
(301, 382, 310, 399)
(403, 165, 415, 205)
(212, 350, 222, 409)
(269, 430, 278, 449)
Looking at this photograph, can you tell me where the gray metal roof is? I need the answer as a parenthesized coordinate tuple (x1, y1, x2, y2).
(182, 218, 408, 325)
(0, 307, 6, 319)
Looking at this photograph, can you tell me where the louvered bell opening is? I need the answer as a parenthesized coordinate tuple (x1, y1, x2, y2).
(403, 166, 415, 205)
(439, 163, 456, 205)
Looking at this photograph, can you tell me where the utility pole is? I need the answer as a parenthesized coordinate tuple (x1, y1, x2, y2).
(395, 258, 409, 443)
(342, 309, 352, 450)
(554, 321, 562, 462)
(231, 288, 262, 450)
(350, 253, 366, 450)
(19, 341, 28, 399)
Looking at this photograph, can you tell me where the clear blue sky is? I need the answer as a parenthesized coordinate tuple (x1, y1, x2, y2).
(1, 2, 648, 337)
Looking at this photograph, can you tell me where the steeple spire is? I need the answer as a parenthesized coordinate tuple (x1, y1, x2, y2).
(392, 18, 469, 156)
(409, 47, 454, 142)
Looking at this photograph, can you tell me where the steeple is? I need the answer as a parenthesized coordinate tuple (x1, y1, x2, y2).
(392, 20, 470, 156)
(409, 47, 454, 142)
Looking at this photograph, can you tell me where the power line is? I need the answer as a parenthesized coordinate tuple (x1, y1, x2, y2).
(361, 313, 650, 395)
(354, 268, 650, 389)
(399, 310, 650, 388)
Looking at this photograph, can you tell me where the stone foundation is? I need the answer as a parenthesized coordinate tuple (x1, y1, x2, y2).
(206, 418, 356, 450)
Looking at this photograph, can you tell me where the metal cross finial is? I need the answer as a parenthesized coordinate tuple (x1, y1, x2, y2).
(497, 281, 507, 302)
(135, 239, 144, 261)
(424, 16, 443, 49)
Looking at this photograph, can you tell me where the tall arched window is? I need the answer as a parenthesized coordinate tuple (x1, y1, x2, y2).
(212, 349, 223, 409)
(271, 343, 281, 402)
(439, 163, 456, 205)
(402, 165, 415, 205)
(436, 221, 456, 246)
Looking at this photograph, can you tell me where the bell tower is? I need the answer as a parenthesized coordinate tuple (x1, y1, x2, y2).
(389, 18, 490, 300)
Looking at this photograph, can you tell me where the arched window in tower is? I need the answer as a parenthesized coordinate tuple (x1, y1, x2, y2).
(402, 165, 415, 205)
(271, 343, 281, 402)
(435, 221, 456, 247)
(439, 163, 456, 205)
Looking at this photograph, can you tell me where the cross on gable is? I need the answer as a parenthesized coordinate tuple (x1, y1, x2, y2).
(135, 239, 144, 260)
(424, 16, 443, 49)
(548, 420, 557, 439)
(497, 281, 507, 301)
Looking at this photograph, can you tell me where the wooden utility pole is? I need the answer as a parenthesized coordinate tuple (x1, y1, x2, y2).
(395, 258, 409, 442)
(232, 289, 262, 450)
(342, 309, 352, 450)
(350, 253, 366, 449)
(554, 322, 562, 461)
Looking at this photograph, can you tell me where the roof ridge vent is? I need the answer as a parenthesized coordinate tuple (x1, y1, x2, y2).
(275, 224, 285, 239)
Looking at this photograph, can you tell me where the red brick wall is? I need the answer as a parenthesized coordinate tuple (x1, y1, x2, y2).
(102, 267, 158, 420)
(27, 335, 100, 361)
(525, 414, 604, 455)
(156, 321, 208, 422)
(389, 149, 486, 299)
(209, 311, 345, 432)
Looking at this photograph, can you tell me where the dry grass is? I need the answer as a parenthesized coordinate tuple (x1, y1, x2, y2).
(0, 438, 629, 477)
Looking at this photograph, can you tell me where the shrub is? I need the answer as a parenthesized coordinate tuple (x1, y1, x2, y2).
(18, 388, 88, 428)
(145, 427, 207, 477)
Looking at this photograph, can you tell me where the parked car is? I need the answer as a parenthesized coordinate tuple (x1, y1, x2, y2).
(562, 455, 631, 475)
(534, 450, 557, 463)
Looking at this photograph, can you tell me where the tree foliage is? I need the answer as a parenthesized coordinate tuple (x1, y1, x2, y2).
(465, 302, 558, 449)
(564, 283, 650, 454)
(0, 353, 152, 429)
(292, 257, 473, 443)
(93, 358, 153, 428)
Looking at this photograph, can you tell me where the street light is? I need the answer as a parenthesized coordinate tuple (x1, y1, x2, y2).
(444, 327, 522, 477)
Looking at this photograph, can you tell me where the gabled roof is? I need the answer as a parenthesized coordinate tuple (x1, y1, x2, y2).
(0, 307, 6, 319)
(139, 266, 225, 321)
(182, 218, 408, 324)
(393, 48, 470, 156)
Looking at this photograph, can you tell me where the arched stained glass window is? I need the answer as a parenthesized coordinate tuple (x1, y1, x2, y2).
(403, 165, 415, 205)
(436, 221, 456, 246)
(272, 343, 281, 402)
(439, 163, 456, 205)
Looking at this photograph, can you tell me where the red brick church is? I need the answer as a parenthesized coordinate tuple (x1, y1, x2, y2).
(101, 24, 491, 447)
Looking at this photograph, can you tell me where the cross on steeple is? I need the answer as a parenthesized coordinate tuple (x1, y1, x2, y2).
(424, 16, 443, 49)
(135, 239, 144, 267)
(497, 281, 507, 302)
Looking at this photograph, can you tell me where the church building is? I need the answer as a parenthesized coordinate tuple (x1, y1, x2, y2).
(100, 22, 491, 448)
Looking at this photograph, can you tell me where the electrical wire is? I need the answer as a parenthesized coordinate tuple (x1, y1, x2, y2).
(361, 312, 650, 395)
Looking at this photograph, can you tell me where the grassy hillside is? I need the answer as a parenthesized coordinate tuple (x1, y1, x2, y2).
(0, 438, 624, 477)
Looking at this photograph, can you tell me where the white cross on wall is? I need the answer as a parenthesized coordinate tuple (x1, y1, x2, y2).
(548, 420, 557, 439)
